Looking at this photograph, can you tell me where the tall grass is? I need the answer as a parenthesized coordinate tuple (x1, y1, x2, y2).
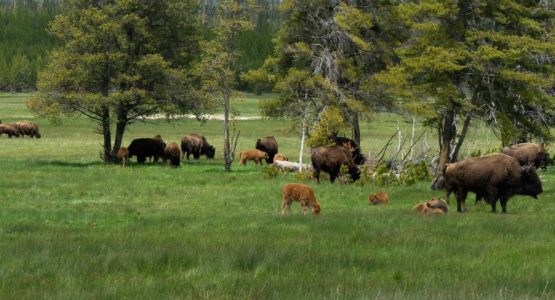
(0, 93, 554, 299)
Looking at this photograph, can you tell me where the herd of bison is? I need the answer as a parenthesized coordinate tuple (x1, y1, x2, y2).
(1, 121, 549, 215)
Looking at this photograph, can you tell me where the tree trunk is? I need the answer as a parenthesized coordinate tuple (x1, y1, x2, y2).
(101, 105, 113, 162)
(111, 103, 128, 162)
(351, 112, 361, 145)
(450, 113, 472, 162)
(299, 102, 308, 172)
(431, 108, 456, 189)
(223, 86, 232, 171)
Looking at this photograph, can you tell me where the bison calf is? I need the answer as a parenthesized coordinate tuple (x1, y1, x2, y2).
(413, 197, 448, 214)
(273, 153, 288, 162)
(369, 191, 389, 205)
(117, 147, 129, 167)
(239, 149, 269, 165)
(281, 183, 321, 215)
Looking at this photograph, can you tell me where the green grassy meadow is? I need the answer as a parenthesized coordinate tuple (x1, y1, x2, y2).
(1, 93, 554, 299)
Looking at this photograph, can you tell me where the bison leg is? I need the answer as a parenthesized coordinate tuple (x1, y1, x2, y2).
(280, 198, 292, 215)
(500, 197, 509, 214)
(193, 150, 200, 160)
(137, 155, 146, 164)
(456, 190, 467, 212)
(313, 169, 321, 184)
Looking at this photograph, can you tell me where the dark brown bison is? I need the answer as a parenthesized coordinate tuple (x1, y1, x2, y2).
(14, 121, 41, 138)
(180, 134, 215, 160)
(164, 142, 181, 167)
(332, 136, 366, 165)
(502, 142, 549, 170)
(128, 138, 166, 164)
(0, 123, 20, 137)
(311, 145, 360, 183)
(444, 153, 543, 213)
(255, 136, 278, 164)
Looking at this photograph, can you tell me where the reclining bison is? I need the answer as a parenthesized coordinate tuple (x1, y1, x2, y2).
(444, 153, 543, 213)
(311, 145, 360, 183)
(128, 137, 166, 164)
(255, 136, 278, 164)
(180, 134, 215, 160)
(502, 142, 549, 170)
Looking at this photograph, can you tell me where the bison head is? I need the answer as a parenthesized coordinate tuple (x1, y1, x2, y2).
(518, 165, 543, 198)
(312, 204, 321, 215)
(204, 145, 216, 159)
(349, 165, 361, 182)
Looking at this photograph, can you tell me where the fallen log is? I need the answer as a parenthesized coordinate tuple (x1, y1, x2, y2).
(273, 160, 312, 172)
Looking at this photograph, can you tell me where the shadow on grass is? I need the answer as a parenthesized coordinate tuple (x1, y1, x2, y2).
(33, 160, 106, 168)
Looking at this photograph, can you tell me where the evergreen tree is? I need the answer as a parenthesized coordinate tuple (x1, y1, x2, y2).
(28, 0, 201, 162)
(377, 0, 555, 187)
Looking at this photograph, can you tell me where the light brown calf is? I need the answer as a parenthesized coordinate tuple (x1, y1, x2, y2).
(118, 147, 129, 167)
(239, 149, 269, 165)
(412, 197, 448, 214)
(273, 153, 289, 162)
(369, 191, 389, 205)
(281, 183, 321, 215)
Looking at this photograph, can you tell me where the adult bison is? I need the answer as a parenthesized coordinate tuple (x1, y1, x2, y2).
(164, 142, 181, 167)
(332, 136, 366, 165)
(14, 121, 41, 138)
(0, 123, 20, 137)
(502, 142, 549, 170)
(255, 136, 278, 164)
(127, 137, 166, 164)
(180, 133, 215, 160)
(444, 153, 543, 213)
(311, 145, 360, 183)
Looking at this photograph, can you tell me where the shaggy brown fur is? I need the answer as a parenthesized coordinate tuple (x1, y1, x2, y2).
(181, 133, 216, 160)
(164, 142, 181, 167)
(412, 197, 448, 215)
(502, 142, 549, 170)
(117, 147, 129, 167)
(311, 145, 360, 183)
(273, 153, 288, 162)
(256, 136, 278, 164)
(444, 153, 543, 213)
(239, 149, 269, 165)
(0, 123, 20, 137)
(14, 121, 41, 138)
(281, 183, 321, 215)
(368, 191, 389, 205)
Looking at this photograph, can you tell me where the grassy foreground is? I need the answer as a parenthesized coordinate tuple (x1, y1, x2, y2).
(1, 93, 554, 299)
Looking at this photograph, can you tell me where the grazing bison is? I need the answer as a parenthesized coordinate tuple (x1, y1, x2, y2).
(444, 153, 543, 213)
(255, 136, 278, 164)
(127, 138, 166, 164)
(117, 147, 129, 167)
(180, 133, 215, 160)
(0, 123, 20, 137)
(332, 136, 366, 165)
(502, 142, 549, 170)
(164, 142, 181, 167)
(281, 183, 321, 215)
(273, 153, 288, 162)
(14, 121, 41, 138)
(369, 191, 389, 205)
(311, 145, 360, 183)
(239, 149, 269, 165)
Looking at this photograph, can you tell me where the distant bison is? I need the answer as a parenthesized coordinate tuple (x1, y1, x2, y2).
(180, 134, 215, 160)
(117, 147, 129, 167)
(281, 183, 321, 215)
(256, 136, 278, 164)
(311, 145, 360, 183)
(164, 142, 181, 167)
(444, 153, 543, 213)
(0, 123, 20, 137)
(239, 149, 269, 165)
(369, 191, 389, 205)
(333, 136, 366, 165)
(128, 138, 166, 164)
(273, 153, 288, 162)
(14, 121, 41, 138)
(502, 142, 549, 170)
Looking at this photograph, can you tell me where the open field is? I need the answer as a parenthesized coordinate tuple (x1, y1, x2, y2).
(1, 93, 554, 299)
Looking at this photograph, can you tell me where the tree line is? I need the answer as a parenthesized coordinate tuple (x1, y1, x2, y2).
(0, 0, 278, 92)
(21, 0, 555, 180)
